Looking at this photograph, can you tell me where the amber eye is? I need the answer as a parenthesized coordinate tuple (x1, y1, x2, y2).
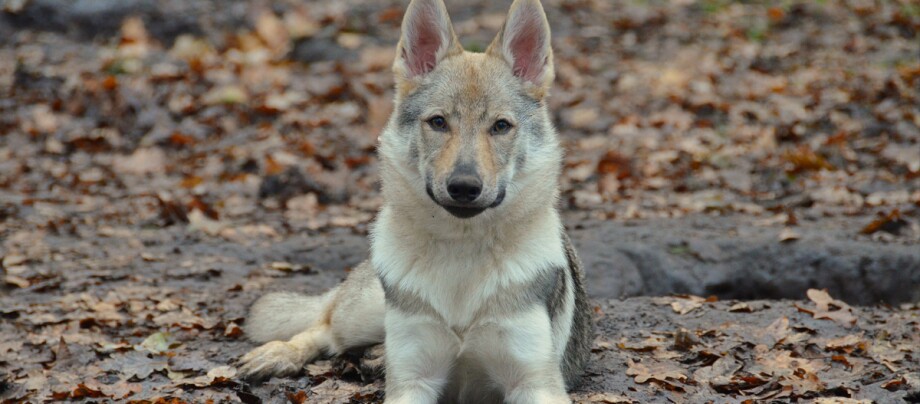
(427, 116, 449, 132)
(490, 119, 513, 135)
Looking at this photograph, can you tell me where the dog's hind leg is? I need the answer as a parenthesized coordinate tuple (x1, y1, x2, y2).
(239, 261, 385, 381)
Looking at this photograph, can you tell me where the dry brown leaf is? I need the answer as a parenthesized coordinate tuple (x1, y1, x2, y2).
(756, 349, 823, 377)
(860, 209, 908, 235)
(778, 227, 800, 242)
(626, 358, 687, 384)
(225, 322, 244, 338)
(175, 365, 238, 387)
(255, 11, 290, 54)
(778, 371, 826, 396)
(728, 302, 754, 312)
(831, 354, 853, 369)
(100, 351, 168, 380)
(202, 85, 248, 105)
(287, 390, 308, 404)
(654, 295, 706, 315)
(112, 148, 166, 176)
(187, 209, 225, 236)
(2, 254, 27, 267)
(692, 356, 742, 388)
(754, 316, 790, 347)
(783, 145, 834, 173)
(825, 334, 863, 352)
(597, 150, 633, 180)
(576, 392, 636, 403)
(4, 274, 30, 288)
(795, 289, 857, 327)
(812, 399, 872, 404)
(97, 381, 142, 400)
(868, 339, 906, 371)
(617, 336, 665, 353)
(881, 377, 905, 391)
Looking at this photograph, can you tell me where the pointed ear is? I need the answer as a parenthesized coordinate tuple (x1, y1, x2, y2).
(487, 0, 554, 95)
(394, 0, 461, 80)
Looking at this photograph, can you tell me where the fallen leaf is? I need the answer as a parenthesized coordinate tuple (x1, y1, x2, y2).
(672, 329, 697, 351)
(778, 227, 800, 242)
(692, 356, 742, 388)
(255, 11, 290, 54)
(270, 261, 302, 272)
(2, 254, 28, 267)
(795, 289, 857, 327)
(626, 358, 687, 384)
(868, 338, 906, 371)
(97, 381, 142, 400)
(729, 302, 754, 312)
(825, 334, 863, 353)
(881, 377, 905, 391)
(112, 148, 166, 176)
(4, 275, 30, 288)
(671, 296, 705, 315)
(188, 209, 225, 236)
(577, 392, 636, 403)
(139, 332, 179, 354)
(754, 316, 790, 347)
(225, 322, 243, 338)
(175, 365, 238, 387)
(756, 349, 823, 377)
(831, 355, 853, 369)
(597, 150, 633, 179)
(101, 351, 168, 380)
(202, 85, 248, 105)
(783, 145, 834, 173)
(287, 390, 308, 404)
(861, 209, 908, 235)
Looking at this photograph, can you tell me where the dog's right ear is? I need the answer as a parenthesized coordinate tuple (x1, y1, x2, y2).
(487, 0, 554, 99)
(393, 0, 461, 87)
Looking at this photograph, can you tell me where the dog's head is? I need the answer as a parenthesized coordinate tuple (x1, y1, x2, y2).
(382, 0, 557, 220)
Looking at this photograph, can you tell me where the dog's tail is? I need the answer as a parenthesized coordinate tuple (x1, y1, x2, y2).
(243, 289, 337, 344)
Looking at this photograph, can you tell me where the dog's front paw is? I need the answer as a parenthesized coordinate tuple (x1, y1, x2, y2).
(238, 341, 304, 382)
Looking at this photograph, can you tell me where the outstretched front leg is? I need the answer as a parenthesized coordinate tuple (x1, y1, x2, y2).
(466, 305, 572, 404)
(383, 309, 460, 404)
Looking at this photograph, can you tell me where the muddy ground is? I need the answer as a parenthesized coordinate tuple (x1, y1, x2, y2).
(1, 214, 919, 402)
(1, 0, 919, 402)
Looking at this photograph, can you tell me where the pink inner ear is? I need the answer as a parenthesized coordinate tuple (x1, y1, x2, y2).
(507, 13, 546, 82)
(405, 6, 444, 77)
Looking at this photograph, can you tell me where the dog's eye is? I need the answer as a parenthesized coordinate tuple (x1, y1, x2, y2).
(427, 116, 449, 132)
(490, 119, 513, 135)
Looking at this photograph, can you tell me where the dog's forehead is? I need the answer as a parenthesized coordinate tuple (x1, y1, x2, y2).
(433, 53, 521, 110)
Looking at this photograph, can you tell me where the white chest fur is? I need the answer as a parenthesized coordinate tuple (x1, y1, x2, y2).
(371, 206, 567, 328)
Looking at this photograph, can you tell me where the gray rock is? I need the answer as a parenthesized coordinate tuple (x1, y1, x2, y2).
(566, 215, 920, 305)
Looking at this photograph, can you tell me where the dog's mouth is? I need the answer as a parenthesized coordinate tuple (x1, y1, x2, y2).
(442, 205, 486, 218)
(426, 185, 506, 219)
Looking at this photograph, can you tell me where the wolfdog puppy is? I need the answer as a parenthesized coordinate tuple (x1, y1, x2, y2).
(239, 0, 592, 402)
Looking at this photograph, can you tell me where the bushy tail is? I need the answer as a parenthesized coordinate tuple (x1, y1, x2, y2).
(244, 290, 336, 344)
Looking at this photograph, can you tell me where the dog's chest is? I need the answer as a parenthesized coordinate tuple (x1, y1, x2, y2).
(375, 229, 566, 328)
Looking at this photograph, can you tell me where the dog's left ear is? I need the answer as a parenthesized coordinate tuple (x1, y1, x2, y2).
(393, 0, 462, 92)
(487, 0, 554, 98)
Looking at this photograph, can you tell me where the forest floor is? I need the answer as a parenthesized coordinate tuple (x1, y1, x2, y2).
(1, 0, 918, 402)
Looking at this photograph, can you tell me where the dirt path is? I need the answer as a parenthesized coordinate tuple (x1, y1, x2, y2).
(2, 214, 919, 402)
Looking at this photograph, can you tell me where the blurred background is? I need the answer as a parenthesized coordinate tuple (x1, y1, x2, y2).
(1, 1, 919, 402)
(1, 0, 917, 235)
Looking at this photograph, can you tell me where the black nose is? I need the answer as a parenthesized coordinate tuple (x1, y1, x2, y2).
(447, 175, 482, 203)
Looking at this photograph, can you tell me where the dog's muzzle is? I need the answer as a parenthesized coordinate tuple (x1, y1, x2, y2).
(426, 184, 505, 219)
